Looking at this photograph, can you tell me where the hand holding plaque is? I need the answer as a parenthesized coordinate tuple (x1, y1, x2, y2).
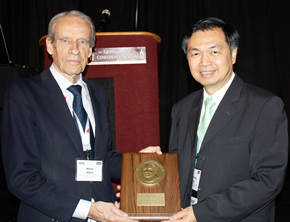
(120, 153, 181, 221)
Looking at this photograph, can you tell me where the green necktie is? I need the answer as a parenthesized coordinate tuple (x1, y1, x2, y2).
(197, 96, 216, 151)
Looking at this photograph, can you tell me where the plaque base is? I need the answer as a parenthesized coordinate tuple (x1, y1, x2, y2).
(120, 153, 181, 222)
(128, 213, 173, 221)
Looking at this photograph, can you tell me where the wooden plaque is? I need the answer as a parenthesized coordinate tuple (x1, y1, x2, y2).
(120, 153, 181, 221)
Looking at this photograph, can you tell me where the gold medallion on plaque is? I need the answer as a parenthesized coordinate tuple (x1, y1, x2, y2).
(135, 160, 165, 185)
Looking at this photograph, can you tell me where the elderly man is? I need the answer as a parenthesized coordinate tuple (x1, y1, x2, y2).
(1, 10, 146, 222)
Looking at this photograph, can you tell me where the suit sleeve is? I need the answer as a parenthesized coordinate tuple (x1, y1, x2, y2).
(1, 82, 81, 221)
(193, 96, 288, 221)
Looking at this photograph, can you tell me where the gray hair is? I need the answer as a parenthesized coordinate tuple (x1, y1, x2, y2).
(48, 10, 96, 47)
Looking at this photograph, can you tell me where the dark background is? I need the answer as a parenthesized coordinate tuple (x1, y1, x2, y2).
(0, 0, 289, 221)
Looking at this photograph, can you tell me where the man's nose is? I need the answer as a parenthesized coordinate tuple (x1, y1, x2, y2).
(70, 41, 80, 55)
(200, 54, 212, 66)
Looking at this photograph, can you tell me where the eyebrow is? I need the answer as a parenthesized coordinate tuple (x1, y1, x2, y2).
(58, 36, 71, 40)
(188, 44, 223, 52)
(209, 44, 222, 49)
(188, 47, 198, 52)
(58, 36, 89, 40)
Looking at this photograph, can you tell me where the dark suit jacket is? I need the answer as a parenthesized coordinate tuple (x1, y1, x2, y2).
(1, 67, 121, 222)
(169, 75, 288, 222)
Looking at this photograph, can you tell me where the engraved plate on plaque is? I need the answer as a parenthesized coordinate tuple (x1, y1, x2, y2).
(137, 193, 165, 206)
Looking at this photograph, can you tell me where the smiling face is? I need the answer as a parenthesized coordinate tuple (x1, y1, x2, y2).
(187, 28, 237, 95)
(46, 15, 93, 83)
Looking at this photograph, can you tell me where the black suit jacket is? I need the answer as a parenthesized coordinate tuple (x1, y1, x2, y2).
(1, 67, 121, 222)
(169, 75, 288, 221)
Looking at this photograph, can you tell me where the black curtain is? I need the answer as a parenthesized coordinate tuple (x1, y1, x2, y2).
(138, 0, 290, 150)
(1, 0, 290, 221)
(0, 0, 137, 71)
(138, 2, 290, 218)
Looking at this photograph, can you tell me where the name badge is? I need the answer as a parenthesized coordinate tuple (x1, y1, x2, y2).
(191, 168, 201, 205)
(76, 159, 103, 182)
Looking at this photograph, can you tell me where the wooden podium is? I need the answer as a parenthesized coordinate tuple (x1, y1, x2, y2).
(39, 32, 161, 153)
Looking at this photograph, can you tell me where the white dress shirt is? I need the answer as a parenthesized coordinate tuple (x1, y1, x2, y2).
(50, 64, 95, 221)
(197, 72, 235, 152)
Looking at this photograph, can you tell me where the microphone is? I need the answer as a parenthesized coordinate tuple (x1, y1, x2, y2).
(96, 9, 111, 32)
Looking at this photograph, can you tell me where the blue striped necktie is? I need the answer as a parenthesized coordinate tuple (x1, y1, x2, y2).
(67, 85, 88, 133)
(67, 85, 94, 159)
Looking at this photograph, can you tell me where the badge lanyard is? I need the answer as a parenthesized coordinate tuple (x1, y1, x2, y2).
(73, 111, 91, 152)
(66, 97, 92, 153)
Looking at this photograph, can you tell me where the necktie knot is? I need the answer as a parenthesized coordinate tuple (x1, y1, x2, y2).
(204, 96, 215, 110)
(67, 85, 82, 96)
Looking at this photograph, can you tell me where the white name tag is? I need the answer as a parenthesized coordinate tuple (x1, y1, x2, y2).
(192, 168, 201, 191)
(191, 196, 198, 206)
(76, 159, 103, 181)
(191, 168, 201, 205)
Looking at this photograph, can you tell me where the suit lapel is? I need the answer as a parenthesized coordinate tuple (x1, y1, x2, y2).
(201, 97, 237, 149)
(188, 91, 203, 159)
(200, 75, 243, 149)
(41, 68, 86, 158)
(84, 79, 105, 160)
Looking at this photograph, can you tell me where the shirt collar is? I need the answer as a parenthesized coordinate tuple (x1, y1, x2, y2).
(50, 63, 85, 91)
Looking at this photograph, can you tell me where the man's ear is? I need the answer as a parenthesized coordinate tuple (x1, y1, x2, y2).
(46, 37, 53, 55)
(88, 47, 92, 58)
(232, 47, 238, 65)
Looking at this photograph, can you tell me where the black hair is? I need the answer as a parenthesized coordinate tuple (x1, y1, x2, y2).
(182, 17, 239, 55)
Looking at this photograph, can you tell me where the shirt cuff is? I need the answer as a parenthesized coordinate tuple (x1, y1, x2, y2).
(73, 199, 92, 220)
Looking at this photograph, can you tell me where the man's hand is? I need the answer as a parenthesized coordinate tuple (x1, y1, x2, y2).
(88, 201, 137, 222)
(139, 146, 162, 154)
(163, 206, 197, 222)
(115, 184, 121, 199)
